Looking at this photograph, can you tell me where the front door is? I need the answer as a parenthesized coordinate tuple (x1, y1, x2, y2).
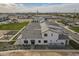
(31, 40, 35, 45)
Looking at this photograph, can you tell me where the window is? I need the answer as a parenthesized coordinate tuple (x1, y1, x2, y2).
(51, 33, 53, 36)
(24, 40, 28, 43)
(31, 40, 35, 45)
(44, 33, 48, 37)
(38, 40, 41, 43)
(61, 42, 64, 44)
(44, 40, 47, 43)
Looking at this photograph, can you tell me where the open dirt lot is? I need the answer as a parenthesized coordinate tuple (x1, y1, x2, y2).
(0, 30, 8, 37)
(0, 50, 79, 56)
(0, 30, 17, 40)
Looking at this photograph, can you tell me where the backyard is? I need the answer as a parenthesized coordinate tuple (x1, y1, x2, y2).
(70, 27, 79, 32)
(0, 22, 29, 30)
(58, 20, 79, 32)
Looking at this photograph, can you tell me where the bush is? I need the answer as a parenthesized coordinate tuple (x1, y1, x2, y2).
(69, 40, 79, 49)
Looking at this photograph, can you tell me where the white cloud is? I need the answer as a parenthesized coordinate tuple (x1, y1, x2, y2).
(0, 3, 28, 13)
(26, 3, 79, 13)
(0, 3, 79, 13)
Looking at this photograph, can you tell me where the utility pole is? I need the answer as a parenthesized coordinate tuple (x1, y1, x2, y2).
(36, 9, 39, 16)
(73, 8, 76, 23)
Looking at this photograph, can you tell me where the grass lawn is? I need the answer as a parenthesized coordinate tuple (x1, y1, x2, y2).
(0, 22, 29, 30)
(57, 20, 65, 24)
(70, 27, 79, 32)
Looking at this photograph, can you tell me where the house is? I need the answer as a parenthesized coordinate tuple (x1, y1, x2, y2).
(15, 17, 69, 47)
(0, 15, 10, 24)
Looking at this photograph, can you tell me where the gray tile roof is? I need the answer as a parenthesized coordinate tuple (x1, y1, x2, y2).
(22, 30, 42, 39)
(26, 22, 41, 30)
(22, 22, 42, 39)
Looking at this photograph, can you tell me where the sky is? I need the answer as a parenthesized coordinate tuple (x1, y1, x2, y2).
(0, 3, 79, 13)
